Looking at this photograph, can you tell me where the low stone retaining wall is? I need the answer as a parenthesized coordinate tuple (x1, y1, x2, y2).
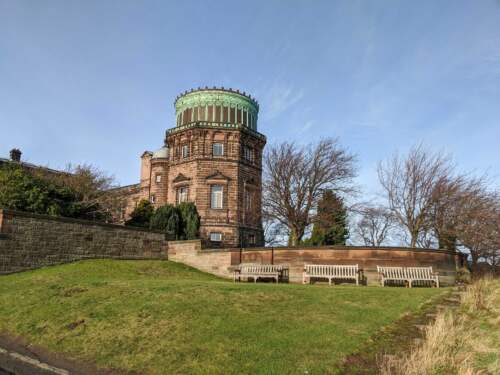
(0, 209, 168, 274)
(168, 241, 462, 286)
(0, 208, 462, 286)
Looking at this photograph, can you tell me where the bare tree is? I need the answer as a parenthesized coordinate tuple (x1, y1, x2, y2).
(263, 138, 357, 246)
(262, 214, 287, 246)
(427, 173, 488, 250)
(353, 205, 395, 246)
(42, 163, 122, 221)
(455, 189, 500, 271)
(377, 145, 453, 248)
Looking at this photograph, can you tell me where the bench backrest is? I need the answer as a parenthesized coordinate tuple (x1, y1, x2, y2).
(305, 264, 358, 277)
(239, 264, 283, 273)
(406, 266, 434, 279)
(377, 266, 407, 279)
(377, 266, 434, 279)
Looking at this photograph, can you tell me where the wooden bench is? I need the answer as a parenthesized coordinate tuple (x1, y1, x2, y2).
(377, 266, 439, 288)
(303, 264, 361, 285)
(233, 264, 288, 283)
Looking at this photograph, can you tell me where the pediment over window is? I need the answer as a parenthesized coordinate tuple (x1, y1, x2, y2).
(205, 170, 231, 181)
(173, 173, 191, 183)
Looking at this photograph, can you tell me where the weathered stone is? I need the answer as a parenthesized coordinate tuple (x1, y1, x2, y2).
(0, 209, 167, 274)
(168, 240, 460, 285)
(116, 88, 266, 248)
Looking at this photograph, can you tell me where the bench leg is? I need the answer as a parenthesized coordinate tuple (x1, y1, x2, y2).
(329, 278, 332, 286)
(408, 280, 412, 288)
(355, 276, 359, 286)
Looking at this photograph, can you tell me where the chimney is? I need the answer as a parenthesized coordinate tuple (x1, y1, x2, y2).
(9, 148, 22, 162)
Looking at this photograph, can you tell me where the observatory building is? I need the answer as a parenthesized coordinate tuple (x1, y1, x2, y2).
(121, 87, 266, 247)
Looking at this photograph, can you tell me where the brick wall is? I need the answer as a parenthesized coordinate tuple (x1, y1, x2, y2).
(0, 209, 168, 274)
(168, 240, 460, 286)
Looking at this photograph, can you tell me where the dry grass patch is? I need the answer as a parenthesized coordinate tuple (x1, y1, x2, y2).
(380, 277, 500, 375)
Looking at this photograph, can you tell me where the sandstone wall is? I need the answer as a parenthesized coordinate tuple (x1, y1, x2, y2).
(168, 240, 461, 286)
(168, 240, 234, 278)
(0, 209, 167, 274)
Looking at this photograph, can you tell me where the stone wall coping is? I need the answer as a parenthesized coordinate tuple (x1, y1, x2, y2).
(168, 239, 202, 245)
(0, 208, 166, 235)
(199, 245, 459, 256)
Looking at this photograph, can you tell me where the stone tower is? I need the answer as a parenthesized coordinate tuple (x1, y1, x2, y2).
(134, 87, 266, 247)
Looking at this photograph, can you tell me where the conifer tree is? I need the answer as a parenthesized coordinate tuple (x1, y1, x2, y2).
(177, 202, 200, 240)
(310, 190, 349, 245)
(149, 204, 181, 239)
(126, 199, 155, 227)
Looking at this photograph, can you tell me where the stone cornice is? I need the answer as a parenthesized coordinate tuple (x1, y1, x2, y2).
(165, 122, 266, 142)
(0, 208, 166, 234)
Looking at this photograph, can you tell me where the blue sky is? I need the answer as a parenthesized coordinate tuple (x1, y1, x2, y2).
(1, 0, 499, 195)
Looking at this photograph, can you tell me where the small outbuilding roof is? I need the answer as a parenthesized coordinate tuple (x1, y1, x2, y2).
(151, 146, 169, 159)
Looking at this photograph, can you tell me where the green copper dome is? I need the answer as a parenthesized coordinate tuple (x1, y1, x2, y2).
(174, 87, 259, 131)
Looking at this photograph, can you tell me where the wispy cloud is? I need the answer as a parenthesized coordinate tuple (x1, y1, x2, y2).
(296, 120, 313, 135)
(259, 83, 304, 120)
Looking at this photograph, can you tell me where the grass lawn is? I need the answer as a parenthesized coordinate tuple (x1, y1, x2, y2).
(0, 260, 446, 375)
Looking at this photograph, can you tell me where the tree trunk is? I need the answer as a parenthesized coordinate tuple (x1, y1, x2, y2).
(470, 252, 479, 275)
(410, 232, 418, 248)
(288, 226, 304, 247)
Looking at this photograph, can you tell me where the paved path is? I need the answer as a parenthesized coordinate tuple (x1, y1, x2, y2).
(0, 346, 69, 375)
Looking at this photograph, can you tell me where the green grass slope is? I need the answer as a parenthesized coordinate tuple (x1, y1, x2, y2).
(0, 260, 445, 375)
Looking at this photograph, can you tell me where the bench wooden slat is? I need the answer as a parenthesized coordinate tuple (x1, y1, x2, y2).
(303, 264, 360, 286)
(233, 264, 288, 283)
(377, 266, 439, 288)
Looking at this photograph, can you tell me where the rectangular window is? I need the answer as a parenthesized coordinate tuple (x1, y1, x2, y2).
(184, 108, 191, 125)
(215, 105, 221, 122)
(223, 107, 228, 123)
(245, 190, 252, 211)
(207, 105, 213, 122)
(242, 110, 247, 126)
(182, 144, 189, 158)
(244, 146, 254, 162)
(177, 186, 189, 204)
(199, 106, 205, 122)
(212, 143, 224, 156)
(210, 232, 222, 242)
(155, 174, 162, 183)
(230, 107, 235, 123)
(248, 234, 256, 245)
(210, 185, 223, 209)
(150, 195, 156, 203)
